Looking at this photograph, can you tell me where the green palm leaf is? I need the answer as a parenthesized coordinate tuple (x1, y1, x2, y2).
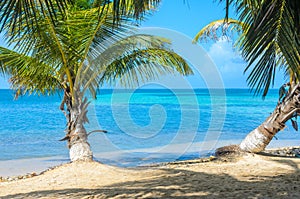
(0, 0, 161, 38)
(78, 34, 192, 97)
(99, 0, 161, 22)
(197, 0, 300, 97)
(0, 0, 71, 32)
(100, 48, 192, 88)
(0, 0, 191, 99)
(193, 18, 244, 43)
(0, 47, 61, 96)
(237, 0, 300, 96)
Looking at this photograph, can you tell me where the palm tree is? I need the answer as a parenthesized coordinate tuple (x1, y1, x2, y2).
(0, 1, 192, 161)
(194, 0, 300, 153)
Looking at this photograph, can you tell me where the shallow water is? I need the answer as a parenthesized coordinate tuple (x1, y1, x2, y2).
(0, 89, 299, 166)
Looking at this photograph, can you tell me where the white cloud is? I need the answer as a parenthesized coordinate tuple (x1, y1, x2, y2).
(207, 38, 247, 88)
(207, 38, 286, 89)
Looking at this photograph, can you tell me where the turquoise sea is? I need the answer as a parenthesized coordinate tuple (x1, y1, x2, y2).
(0, 89, 299, 166)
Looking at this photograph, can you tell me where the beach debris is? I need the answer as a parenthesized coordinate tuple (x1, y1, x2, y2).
(262, 146, 300, 157)
(209, 156, 216, 161)
(0, 173, 39, 182)
(0, 164, 65, 182)
(146, 157, 217, 168)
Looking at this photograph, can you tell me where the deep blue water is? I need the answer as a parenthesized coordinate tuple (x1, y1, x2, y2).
(0, 89, 299, 165)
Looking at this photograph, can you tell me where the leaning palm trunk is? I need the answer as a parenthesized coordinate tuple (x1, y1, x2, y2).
(240, 83, 300, 152)
(60, 89, 93, 161)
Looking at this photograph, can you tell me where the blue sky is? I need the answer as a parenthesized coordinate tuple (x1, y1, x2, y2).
(139, 0, 285, 89)
(0, 0, 285, 89)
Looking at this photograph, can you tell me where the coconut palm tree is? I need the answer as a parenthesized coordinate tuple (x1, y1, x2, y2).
(0, 1, 192, 161)
(194, 0, 300, 153)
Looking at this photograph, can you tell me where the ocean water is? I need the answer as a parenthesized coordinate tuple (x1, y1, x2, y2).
(0, 89, 299, 166)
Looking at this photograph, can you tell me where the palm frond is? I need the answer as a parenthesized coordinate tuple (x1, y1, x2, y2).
(66, 5, 138, 94)
(79, 34, 192, 96)
(207, 1, 300, 97)
(0, 47, 61, 96)
(99, 0, 161, 22)
(99, 48, 192, 88)
(1, 0, 190, 100)
(1, 4, 72, 92)
(0, 0, 71, 33)
(193, 18, 244, 43)
(237, 0, 300, 96)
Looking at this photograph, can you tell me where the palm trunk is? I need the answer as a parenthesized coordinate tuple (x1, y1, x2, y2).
(239, 83, 300, 152)
(60, 89, 93, 162)
(68, 108, 93, 162)
(239, 107, 285, 152)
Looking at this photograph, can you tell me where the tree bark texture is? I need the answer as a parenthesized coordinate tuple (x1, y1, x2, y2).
(60, 89, 93, 162)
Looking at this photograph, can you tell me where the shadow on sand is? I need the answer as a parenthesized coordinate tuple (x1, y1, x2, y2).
(2, 159, 300, 199)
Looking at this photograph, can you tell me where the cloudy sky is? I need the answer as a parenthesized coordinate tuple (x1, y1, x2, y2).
(0, 0, 286, 89)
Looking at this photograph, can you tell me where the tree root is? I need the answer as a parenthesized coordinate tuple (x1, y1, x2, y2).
(215, 145, 252, 162)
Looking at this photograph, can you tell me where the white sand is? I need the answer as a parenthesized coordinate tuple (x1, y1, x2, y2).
(1, 154, 300, 198)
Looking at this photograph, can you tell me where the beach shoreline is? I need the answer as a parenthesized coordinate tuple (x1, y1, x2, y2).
(1, 139, 299, 178)
(1, 151, 300, 198)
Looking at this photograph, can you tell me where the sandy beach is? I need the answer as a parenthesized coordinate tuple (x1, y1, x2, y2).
(1, 151, 300, 198)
